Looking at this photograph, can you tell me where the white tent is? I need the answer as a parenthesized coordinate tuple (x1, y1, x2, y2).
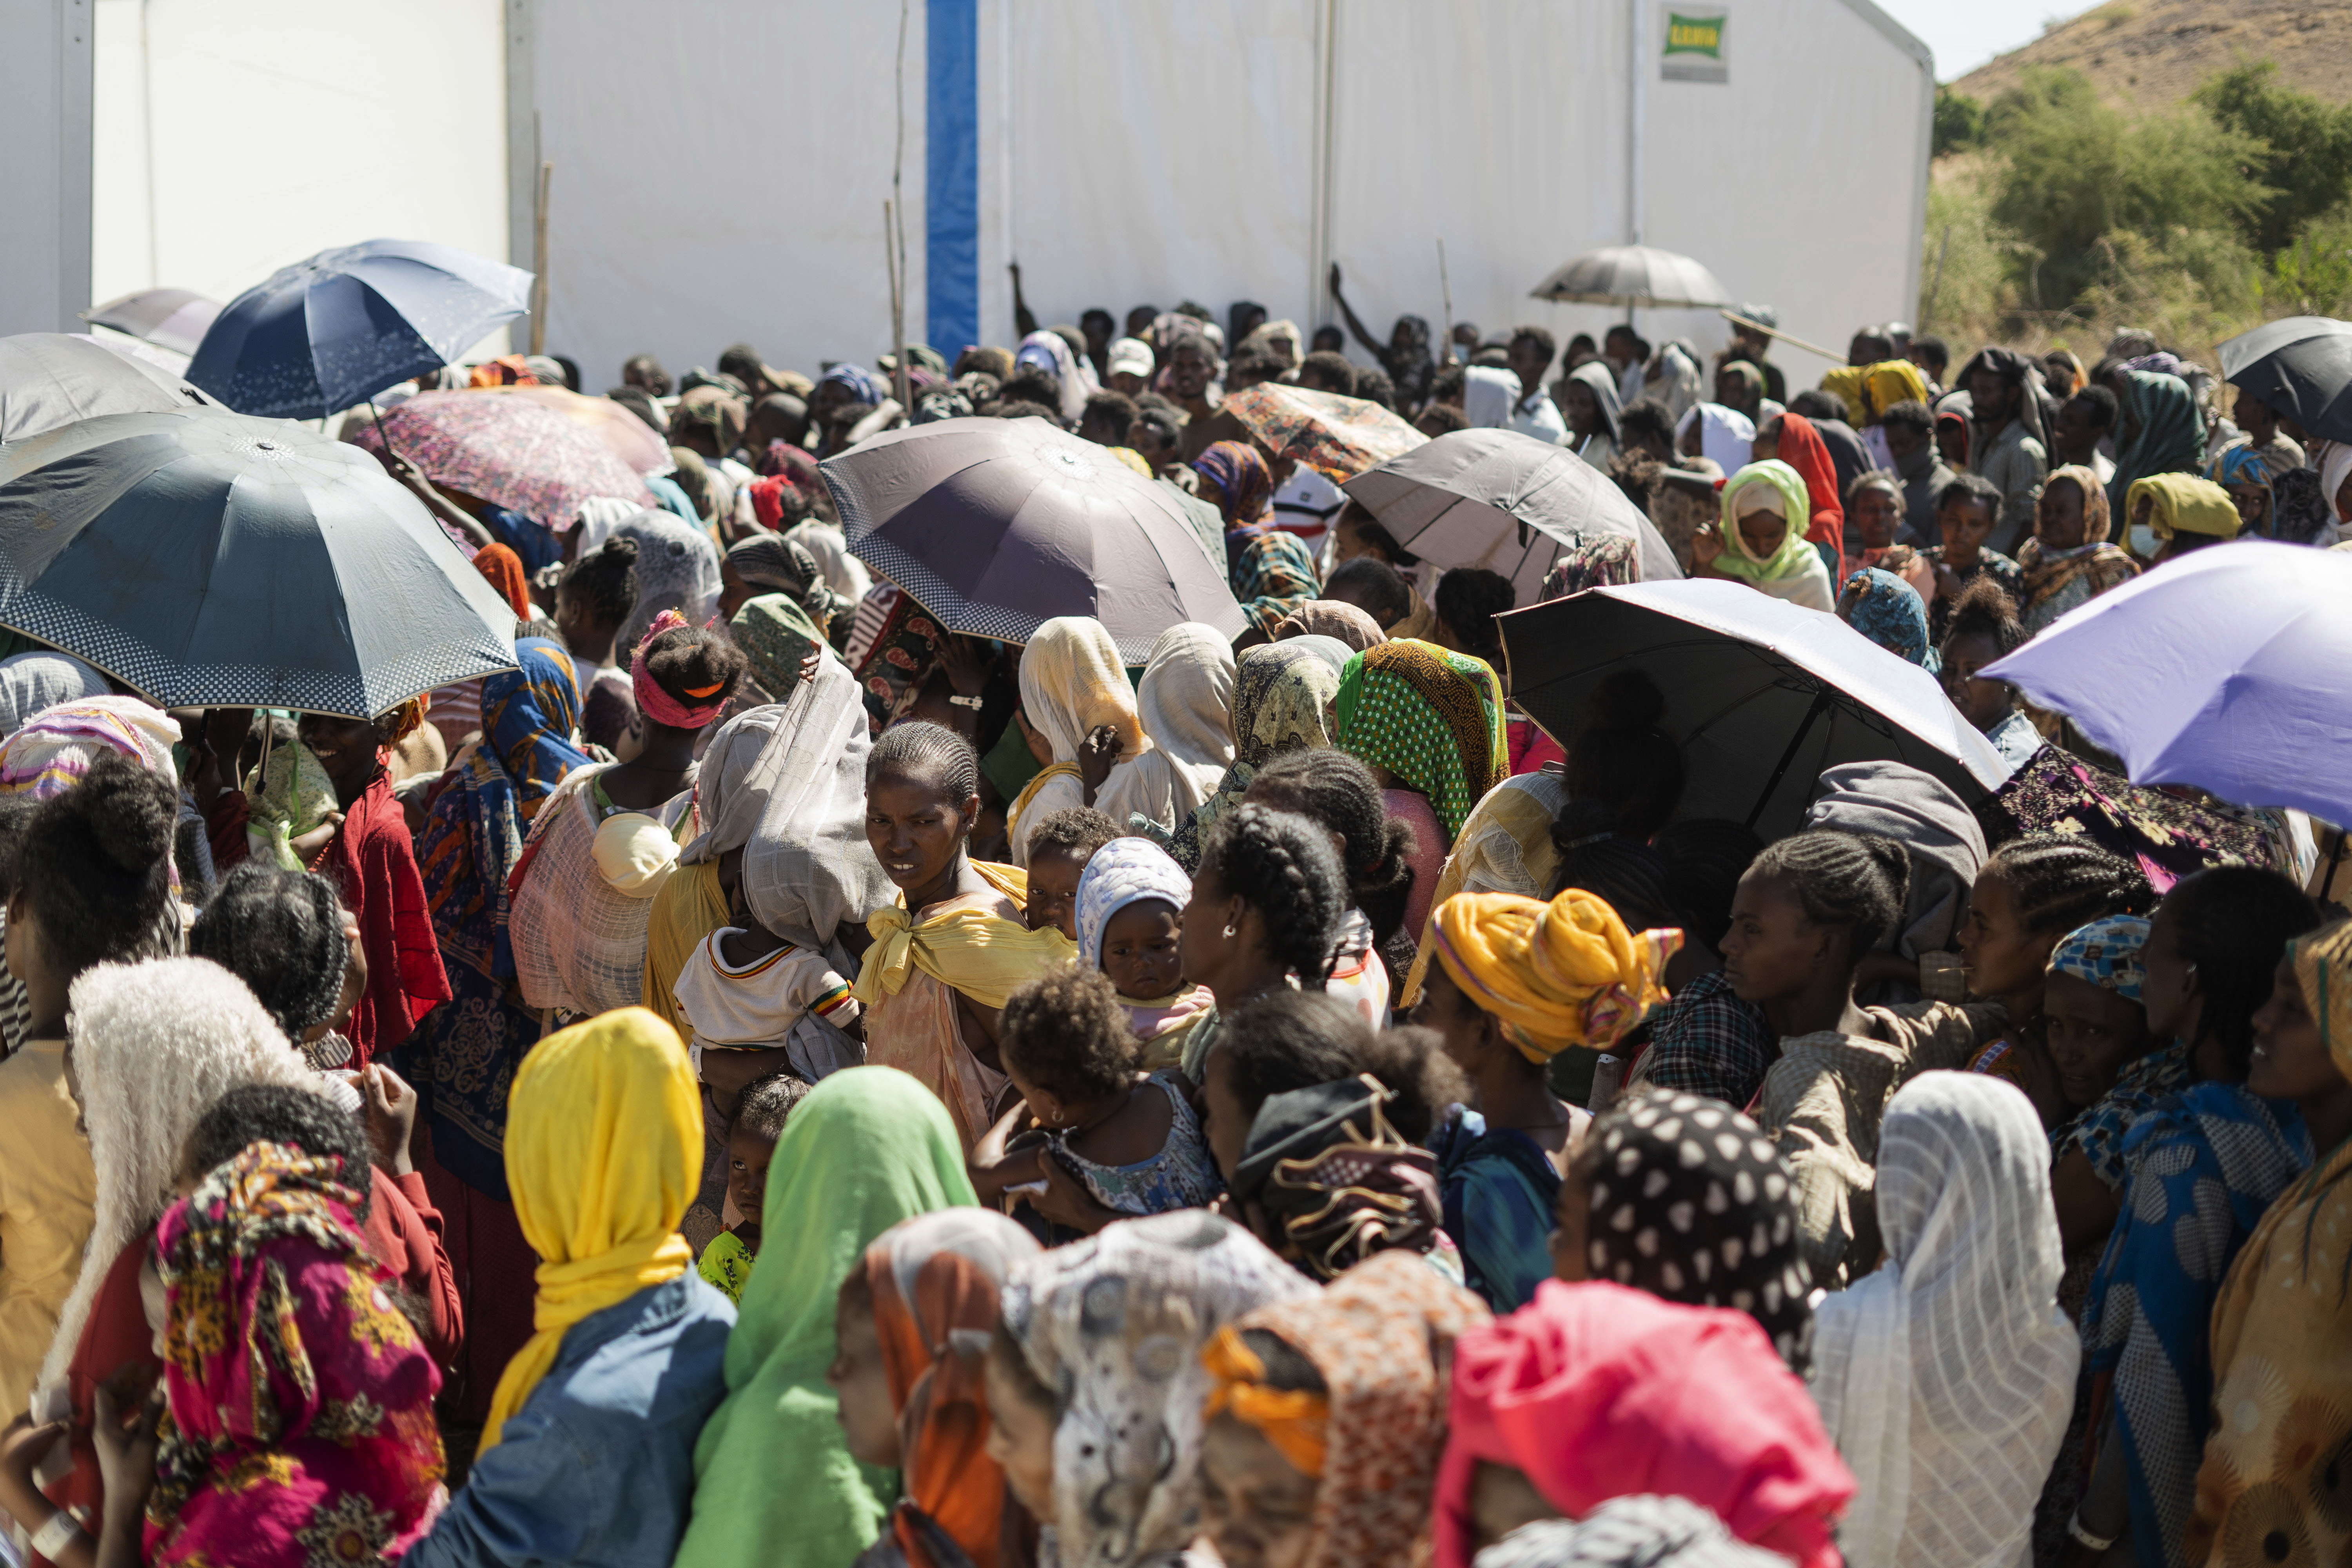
(3, 0, 1932, 396)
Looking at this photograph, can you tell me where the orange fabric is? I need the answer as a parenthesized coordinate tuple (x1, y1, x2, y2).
(867, 1236, 1011, 1568)
(472, 542, 534, 620)
(1773, 414, 1845, 555)
(1202, 1326, 1330, 1476)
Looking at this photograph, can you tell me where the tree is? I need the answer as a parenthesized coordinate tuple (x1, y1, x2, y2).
(2196, 63, 2352, 256)
(1934, 85, 1984, 159)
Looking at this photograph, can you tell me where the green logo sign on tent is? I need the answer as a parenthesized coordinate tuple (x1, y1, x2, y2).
(1662, 11, 1728, 83)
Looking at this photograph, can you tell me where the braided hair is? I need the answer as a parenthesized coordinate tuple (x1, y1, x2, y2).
(1546, 799, 1676, 930)
(188, 863, 350, 1041)
(1198, 804, 1348, 991)
(17, 751, 177, 979)
(1244, 751, 1416, 941)
(1984, 835, 2156, 935)
(1748, 830, 1911, 960)
(2160, 865, 2321, 1078)
(867, 719, 981, 807)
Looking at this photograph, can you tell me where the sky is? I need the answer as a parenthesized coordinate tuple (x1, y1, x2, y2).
(1873, 0, 2084, 81)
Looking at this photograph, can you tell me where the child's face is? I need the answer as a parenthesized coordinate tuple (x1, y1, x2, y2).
(984, 1341, 1060, 1522)
(1025, 846, 1087, 938)
(825, 1287, 903, 1467)
(1101, 898, 1183, 999)
(1940, 631, 2016, 733)
(1939, 498, 1995, 559)
(725, 1124, 778, 1228)
(1851, 485, 1900, 550)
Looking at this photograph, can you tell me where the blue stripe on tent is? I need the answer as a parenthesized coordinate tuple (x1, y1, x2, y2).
(926, 0, 979, 354)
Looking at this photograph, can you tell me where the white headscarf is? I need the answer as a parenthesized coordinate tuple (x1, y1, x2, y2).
(1806, 1071, 2078, 1568)
(1120, 622, 1235, 829)
(1074, 836, 1192, 969)
(574, 495, 644, 552)
(1643, 341, 1705, 422)
(1463, 365, 1523, 429)
(0, 652, 109, 739)
(1016, 330, 1093, 424)
(38, 958, 321, 1391)
(2321, 438, 2352, 523)
(1676, 403, 1757, 476)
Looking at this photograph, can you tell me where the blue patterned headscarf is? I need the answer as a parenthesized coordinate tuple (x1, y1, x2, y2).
(1074, 836, 1193, 969)
(819, 363, 885, 406)
(1835, 568, 1938, 671)
(2047, 913, 2151, 1002)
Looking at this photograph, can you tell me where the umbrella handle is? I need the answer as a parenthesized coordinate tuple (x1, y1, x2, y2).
(368, 398, 399, 465)
(1744, 688, 1833, 829)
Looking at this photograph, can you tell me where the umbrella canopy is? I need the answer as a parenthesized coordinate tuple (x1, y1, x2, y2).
(0, 409, 518, 716)
(1219, 382, 1426, 483)
(1530, 245, 1731, 309)
(346, 389, 656, 526)
(81, 287, 222, 357)
(1984, 539, 2352, 824)
(823, 415, 1246, 661)
(1341, 427, 1681, 603)
(188, 239, 533, 419)
(0, 332, 218, 444)
(486, 384, 673, 476)
(2212, 316, 2352, 446)
(1503, 579, 2009, 838)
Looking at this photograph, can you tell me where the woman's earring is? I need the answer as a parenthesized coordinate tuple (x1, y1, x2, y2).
(1223, 924, 1238, 939)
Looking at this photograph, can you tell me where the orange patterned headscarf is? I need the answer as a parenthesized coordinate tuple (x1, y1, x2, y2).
(862, 1210, 1041, 1568)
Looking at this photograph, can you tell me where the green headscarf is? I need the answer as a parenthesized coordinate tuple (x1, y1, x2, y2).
(1711, 459, 1821, 584)
(671, 1067, 976, 1568)
(2107, 369, 2207, 521)
(729, 592, 826, 699)
(1332, 637, 1506, 846)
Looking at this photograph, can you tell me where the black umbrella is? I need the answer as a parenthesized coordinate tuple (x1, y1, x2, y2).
(0, 409, 517, 715)
(2214, 316, 2352, 444)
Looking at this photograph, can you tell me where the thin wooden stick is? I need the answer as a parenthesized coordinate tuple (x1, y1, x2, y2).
(1717, 308, 1842, 363)
(529, 159, 552, 357)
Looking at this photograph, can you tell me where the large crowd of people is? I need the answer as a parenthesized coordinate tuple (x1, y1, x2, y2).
(0, 292, 2345, 1568)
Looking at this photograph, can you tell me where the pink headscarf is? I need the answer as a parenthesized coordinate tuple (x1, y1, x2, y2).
(630, 609, 729, 729)
(1434, 1281, 1853, 1568)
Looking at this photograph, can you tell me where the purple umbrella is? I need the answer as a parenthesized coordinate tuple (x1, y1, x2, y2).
(822, 416, 1245, 659)
(1985, 539, 2352, 822)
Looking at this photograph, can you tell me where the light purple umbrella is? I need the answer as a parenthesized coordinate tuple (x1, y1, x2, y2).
(1985, 539, 2352, 822)
(822, 415, 1244, 659)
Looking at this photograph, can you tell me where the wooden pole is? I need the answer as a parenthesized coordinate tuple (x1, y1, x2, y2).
(528, 158, 551, 357)
(1717, 307, 1843, 363)
(885, 200, 909, 410)
(1436, 238, 1455, 367)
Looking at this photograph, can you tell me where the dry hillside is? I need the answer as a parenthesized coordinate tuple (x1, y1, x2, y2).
(1953, 0, 2352, 106)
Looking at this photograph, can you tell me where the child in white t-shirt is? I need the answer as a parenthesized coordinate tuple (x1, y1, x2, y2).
(672, 893, 864, 1083)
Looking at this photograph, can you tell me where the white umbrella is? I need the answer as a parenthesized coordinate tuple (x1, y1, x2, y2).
(1985, 540, 2352, 823)
(82, 287, 222, 357)
(1530, 245, 1731, 309)
(1339, 427, 1680, 603)
(1503, 579, 2009, 837)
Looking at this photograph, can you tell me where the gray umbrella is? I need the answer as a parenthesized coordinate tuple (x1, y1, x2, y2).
(823, 415, 1245, 661)
(1339, 427, 1681, 603)
(81, 288, 223, 357)
(0, 409, 517, 715)
(1529, 245, 1731, 309)
(0, 332, 219, 445)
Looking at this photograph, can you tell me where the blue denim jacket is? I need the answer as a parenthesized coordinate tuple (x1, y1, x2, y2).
(403, 1274, 736, 1568)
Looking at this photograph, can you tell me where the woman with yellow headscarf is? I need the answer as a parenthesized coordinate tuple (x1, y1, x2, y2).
(398, 1008, 736, 1568)
(1410, 886, 1681, 1313)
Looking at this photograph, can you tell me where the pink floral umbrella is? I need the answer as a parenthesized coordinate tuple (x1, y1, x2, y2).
(347, 389, 655, 525)
(1220, 382, 1426, 483)
(485, 383, 672, 476)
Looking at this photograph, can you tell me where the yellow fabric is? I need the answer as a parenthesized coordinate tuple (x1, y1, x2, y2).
(1399, 774, 1565, 1008)
(641, 858, 730, 1038)
(0, 1041, 96, 1415)
(2130, 472, 2243, 540)
(852, 861, 1073, 1009)
(2293, 919, 2352, 1083)
(484, 1007, 701, 1452)
(1388, 585, 1438, 642)
(1862, 359, 1929, 423)
(1005, 761, 1080, 851)
(1017, 616, 1147, 763)
(1108, 446, 1153, 477)
(1430, 888, 1683, 1062)
(1201, 1325, 1329, 1478)
(1818, 366, 1868, 425)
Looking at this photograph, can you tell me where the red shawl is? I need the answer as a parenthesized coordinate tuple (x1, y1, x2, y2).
(472, 543, 534, 620)
(324, 769, 450, 1066)
(1774, 414, 1846, 556)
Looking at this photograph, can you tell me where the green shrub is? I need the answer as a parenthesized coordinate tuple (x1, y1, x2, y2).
(2195, 63, 2352, 256)
(1934, 85, 1984, 159)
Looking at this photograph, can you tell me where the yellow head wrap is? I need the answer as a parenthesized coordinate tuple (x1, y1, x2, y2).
(1201, 1325, 1328, 1477)
(1862, 359, 1929, 423)
(2129, 472, 2243, 540)
(483, 1007, 701, 1451)
(2290, 919, 2352, 1083)
(1430, 887, 1681, 1062)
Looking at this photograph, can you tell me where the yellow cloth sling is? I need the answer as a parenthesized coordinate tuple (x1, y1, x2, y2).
(851, 860, 1076, 1009)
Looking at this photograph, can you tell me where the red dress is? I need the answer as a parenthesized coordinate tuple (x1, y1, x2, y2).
(321, 770, 450, 1066)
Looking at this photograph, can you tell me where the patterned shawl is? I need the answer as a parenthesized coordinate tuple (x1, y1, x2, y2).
(1181, 636, 1352, 862)
(1333, 638, 1506, 846)
(1230, 529, 1321, 639)
(1835, 566, 1938, 670)
(146, 1143, 444, 1568)
(2107, 369, 2207, 522)
(1193, 440, 1274, 528)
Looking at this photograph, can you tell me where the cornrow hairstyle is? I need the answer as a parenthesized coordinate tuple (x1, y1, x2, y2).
(1433, 567, 1515, 669)
(641, 624, 747, 718)
(1565, 670, 1686, 841)
(1546, 800, 1676, 930)
(1653, 818, 1764, 953)
(1198, 804, 1348, 991)
(17, 751, 177, 978)
(181, 1084, 373, 1223)
(1027, 807, 1121, 864)
(1749, 829, 1910, 961)
(1944, 577, 2027, 660)
(867, 719, 981, 808)
(1244, 751, 1417, 941)
(999, 963, 1140, 1105)
(734, 1070, 811, 1144)
(188, 863, 350, 1040)
(2158, 865, 2321, 1080)
(561, 535, 639, 628)
(1983, 835, 2156, 935)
